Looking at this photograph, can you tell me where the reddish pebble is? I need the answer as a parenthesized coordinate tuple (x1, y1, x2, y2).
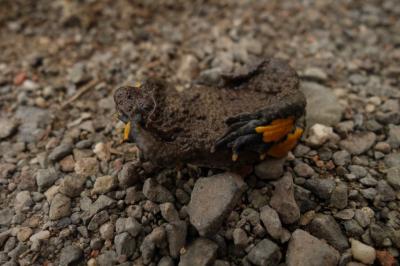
(326, 160, 335, 170)
(113, 158, 124, 172)
(14, 72, 27, 85)
(90, 249, 99, 257)
(376, 250, 396, 266)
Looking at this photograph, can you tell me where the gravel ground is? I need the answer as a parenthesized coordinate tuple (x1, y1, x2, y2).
(0, 0, 400, 265)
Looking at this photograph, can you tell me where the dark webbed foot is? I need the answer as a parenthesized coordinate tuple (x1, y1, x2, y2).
(215, 101, 305, 161)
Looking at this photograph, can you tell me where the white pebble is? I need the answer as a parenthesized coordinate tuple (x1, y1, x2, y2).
(29, 230, 50, 242)
(306, 124, 336, 146)
(350, 238, 376, 264)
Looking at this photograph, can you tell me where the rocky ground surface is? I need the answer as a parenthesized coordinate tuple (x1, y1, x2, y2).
(0, 0, 400, 265)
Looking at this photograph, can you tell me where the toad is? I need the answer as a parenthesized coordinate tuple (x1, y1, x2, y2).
(114, 58, 306, 169)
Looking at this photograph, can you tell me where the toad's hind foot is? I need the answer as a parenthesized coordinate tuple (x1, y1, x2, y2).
(267, 127, 303, 158)
(255, 117, 294, 142)
(226, 117, 302, 161)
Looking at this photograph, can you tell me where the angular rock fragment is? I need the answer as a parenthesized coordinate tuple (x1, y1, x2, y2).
(286, 229, 340, 266)
(260, 205, 283, 240)
(179, 238, 218, 266)
(270, 173, 300, 224)
(165, 220, 187, 258)
(188, 172, 246, 236)
(247, 238, 281, 266)
(308, 214, 349, 251)
(340, 132, 376, 155)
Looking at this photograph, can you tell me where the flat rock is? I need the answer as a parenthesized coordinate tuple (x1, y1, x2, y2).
(330, 182, 348, 209)
(36, 168, 58, 192)
(0, 163, 16, 179)
(14, 191, 33, 211)
(294, 162, 315, 177)
(59, 245, 83, 266)
(29, 230, 50, 242)
(304, 177, 336, 200)
(385, 152, 400, 168)
(49, 193, 71, 220)
(0, 118, 18, 139)
(301, 67, 328, 81)
(270, 173, 300, 224)
(118, 162, 140, 188)
(89, 195, 115, 216)
(115, 232, 136, 258)
(340, 132, 376, 155)
(387, 124, 400, 148)
(260, 205, 283, 240)
(301, 82, 343, 127)
(0, 208, 14, 226)
(350, 239, 376, 265)
(15, 106, 52, 143)
(254, 157, 285, 180)
(96, 251, 117, 266)
(247, 238, 282, 266)
(140, 227, 166, 264)
(188, 172, 246, 236)
(143, 178, 175, 203)
(178, 238, 218, 266)
(308, 214, 349, 251)
(74, 157, 99, 177)
(386, 167, 400, 189)
(0, 230, 11, 247)
(115, 217, 142, 237)
(59, 175, 86, 197)
(286, 229, 340, 266)
(377, 180, 396, 201)
(165, 220, 187, 258)
(92, 175, 117, 195)
(48, 143, 73, 162)
(160, 202, 180, 222)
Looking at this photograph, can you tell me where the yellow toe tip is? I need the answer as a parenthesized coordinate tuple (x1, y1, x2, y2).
(232, 153, 239, 161)
(123, 121, 131, 141)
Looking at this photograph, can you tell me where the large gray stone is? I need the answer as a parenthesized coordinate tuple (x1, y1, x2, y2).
(254, 158, 285, 180)
(115, 232, 136, 257)
(270, 173, 300, 224)
(15, 106, 52, 143)
(308, 214, 349, 251)
(188, 172, 246, 236)
(386, 167, 400, 189)
(165, 221, 187, 258)
(59, 245, 83, 266)
(143, 178, 175, 203)
(179, 238, 218, 266)
(286, 229, 340, 266)
(0, 118, 18, 139)
(247, 239, 282, 266)
(260, 205, 283, 240)
(49, 193, 71, 220)
(0, 209, 14, 226)
(387, 124, 400, 148)
(36, 168, 58, 192)
(340, 132, 376, 155)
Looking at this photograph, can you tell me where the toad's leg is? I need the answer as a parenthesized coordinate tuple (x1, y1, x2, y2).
(215, 116, 303, 161)
(214, 120, 264, 149)
(228, 134, 261, 161)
